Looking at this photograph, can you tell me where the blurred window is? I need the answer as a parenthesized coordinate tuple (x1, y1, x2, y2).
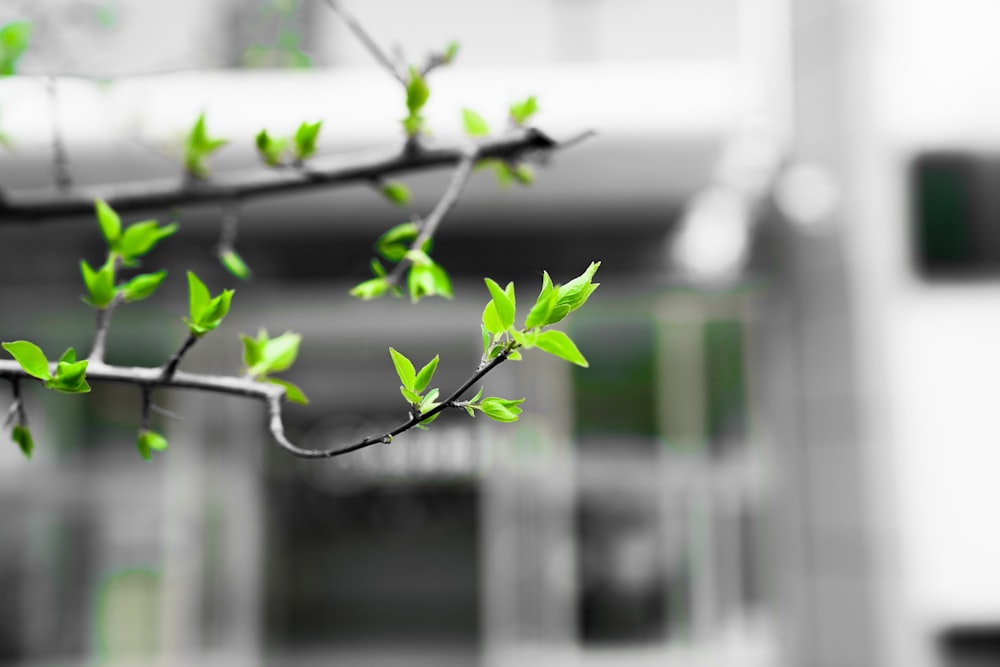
(571, 290, 768, 648)
(911, 151, 1000, 278)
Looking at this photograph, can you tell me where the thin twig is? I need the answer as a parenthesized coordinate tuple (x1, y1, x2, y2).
(139, 386, 152, 431)
(46, 76, 72, 191)
(387, 147, 477, 287)
(0, 350, 509, 459)
(0, 130, 563, 222)
(160, 332, 199, 382)
(268, 351, 508, 458)
(321, 0, 405, 84)
(217, 198, 241, 251)
(88, 291, 125, 363)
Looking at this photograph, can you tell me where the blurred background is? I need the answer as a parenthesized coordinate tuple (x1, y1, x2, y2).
(1, 0, 999, 666)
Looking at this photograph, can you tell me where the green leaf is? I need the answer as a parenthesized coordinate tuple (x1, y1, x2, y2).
(241, 332, 263, 370)
(555, 261, 601, 315)
(443, 40, 459, 63)
(524, 271, 557, 329)
(493, 162, 514, 188)
(2, 340, 50, 380)
(12, 424, 33, 459)
(0, 21, 32, 76)
(405, 66, 430, 115)
(380, 181, 411, 206)
(481, 324, 490, 355)
(268, 377, 309, 405)
(119, 220, 178, 260)
(121, 270, 167, 303)
(376, 222, 419, 262)
(389, 347, 416, 391)
(414, 355, 439, 393)
(482, 301, 503, 336)
(136, 429, 168, 461)
(510, 164, 535, 185)
(484, 278, 514, 330)
(219, 249, 252, 280)
(407, 261, 451, 302)
(293, 120, 322, 161)
(53, 359, 89, 388)
(416, 410, 441, 429)
(185, 112, 228, 178)
(534, 330, 589, 367)
(406, 248, 432, 267)
(420, 387, 440, 410)
(400, 386, 423, 405)
(94, 199, 122, 248)
(199, 290, 234, 327)
(187, 271, 210, 321)
(58, 348, 77, 364)
(462, 108, 490, 137)
(80, 259, 116, 308)
(509, 95, 539, 125)
(350, 277, 390, 300)
(251, 332, 301, 375)
(510, 329, 535, 348)
(478, 397, 525, 423)
(256, 129, 288, 166)
(402, 113, 424, 138)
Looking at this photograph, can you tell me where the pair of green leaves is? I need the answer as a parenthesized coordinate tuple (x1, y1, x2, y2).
(136, 429, 168, 461)
(452, 384, 525, 423)
(255, 120, 323, 166)
(240, 329, 309, 405)
(461, 96, 539, 139)
(389, 347, 441, 427)
(81, 200, 175, 308)
(95, 200, 179, 265)
(185, 113, 228, 179)
(81, 260, 167, 308)
(0, 21, 31, 76)
(462, 97, 539, 187)
(403, 66, 430, 137)
(406, 249, 453, 303)
(350, 223, 453, 303)
(480, 262, 600, 367)
(2, 341, 90, 394)
(185, 272, 233, 336)
(387, 348, 525, 425)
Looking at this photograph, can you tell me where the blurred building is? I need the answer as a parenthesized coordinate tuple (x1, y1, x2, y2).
(2, 1, 999, 666)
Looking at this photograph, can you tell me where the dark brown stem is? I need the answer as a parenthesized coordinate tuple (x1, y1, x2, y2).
(88, 291, 125, 363)
(0, 130, 562, 222)
(268, 351, 508, 459)
(160, 332, 199, 382)
(387, 147, 477, 286)
(321, 0, 405, 84)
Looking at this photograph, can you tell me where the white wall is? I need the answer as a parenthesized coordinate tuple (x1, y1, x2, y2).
(846, 1, 1000, 665)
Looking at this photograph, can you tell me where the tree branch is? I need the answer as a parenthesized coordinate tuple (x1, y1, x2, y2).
(160, 333, 199, 382)
(0, 351, 509, 459)
(387, 146, 477, 286)
(268, 351, 508, 459)
(0, 129, 562, 222)
(321, 0, 406, 84)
